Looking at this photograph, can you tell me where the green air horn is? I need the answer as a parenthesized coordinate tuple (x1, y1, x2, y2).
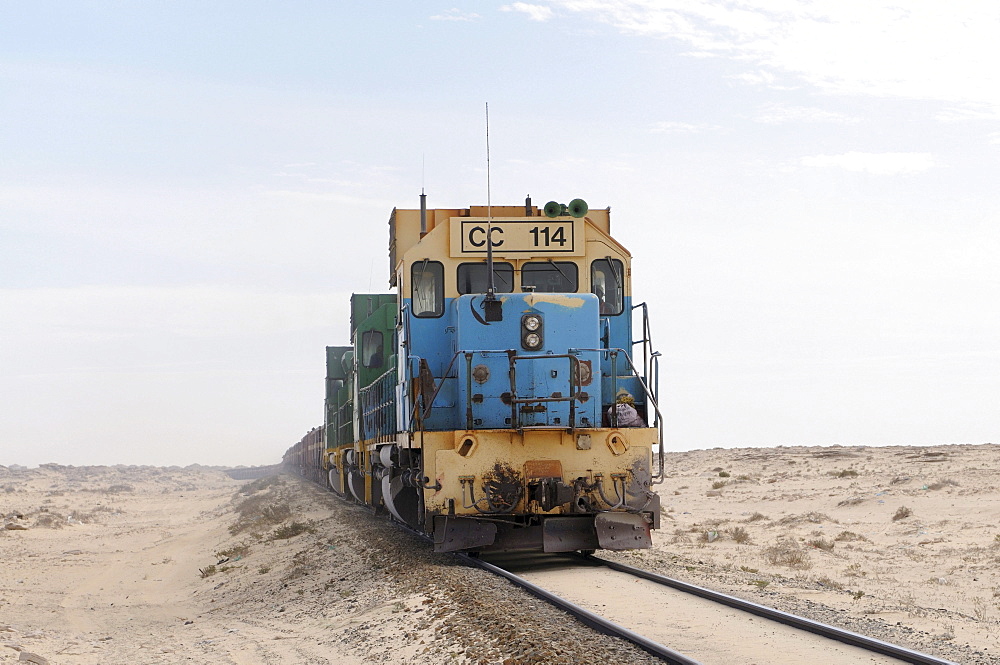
(568, 198, 588, 218)
(543, 201, 563, 218)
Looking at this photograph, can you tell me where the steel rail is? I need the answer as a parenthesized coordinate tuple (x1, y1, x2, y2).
(455, 552, 702, 665)
(585, 554, 959, 665)
(298, 469, 956, 665)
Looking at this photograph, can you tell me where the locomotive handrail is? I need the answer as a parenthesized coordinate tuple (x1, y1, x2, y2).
(572, 346, 665, 484)
(631, 301, 655, 399)
(404, 353, 423, 433)
(412, 348, 658, 447)
(332, 397, 354, 449)
(504, 351, 583, 431)
(413, 349, 587, 430)
(358, 366, 397, 443)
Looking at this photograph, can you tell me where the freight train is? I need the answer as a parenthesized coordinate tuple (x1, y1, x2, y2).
(283, 195, 663, 553)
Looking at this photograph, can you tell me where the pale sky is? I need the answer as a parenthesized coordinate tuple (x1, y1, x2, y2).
(2, 1, 998, 466)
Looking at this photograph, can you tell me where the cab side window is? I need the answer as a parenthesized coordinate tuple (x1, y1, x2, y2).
(411, 261, 444, 317)
(361, 330, 384, 368)
(591, 258, 624, 315)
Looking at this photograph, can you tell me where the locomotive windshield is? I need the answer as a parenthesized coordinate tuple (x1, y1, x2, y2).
(457, 262, 515, 294)
(521, 261, 578, 292)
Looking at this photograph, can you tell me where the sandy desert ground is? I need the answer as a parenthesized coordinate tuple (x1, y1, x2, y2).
(1, 443, 997, 664)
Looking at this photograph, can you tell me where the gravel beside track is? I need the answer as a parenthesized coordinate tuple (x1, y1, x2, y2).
(209, 473, 669, 665)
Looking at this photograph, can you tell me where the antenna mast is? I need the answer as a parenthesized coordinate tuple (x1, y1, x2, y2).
(483, 103, 502, 321)
(486, 103, 495, 298)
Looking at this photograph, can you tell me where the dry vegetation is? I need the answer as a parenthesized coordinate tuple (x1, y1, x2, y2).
(603, 443, 1000, 664)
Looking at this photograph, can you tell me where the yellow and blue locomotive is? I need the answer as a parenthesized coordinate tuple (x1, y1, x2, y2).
(290, 196, 663, 553)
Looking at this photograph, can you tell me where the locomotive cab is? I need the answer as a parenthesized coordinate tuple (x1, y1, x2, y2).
(312, 196, 664, 554)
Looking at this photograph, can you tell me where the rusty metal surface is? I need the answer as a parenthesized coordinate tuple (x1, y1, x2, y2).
(595, 512, 652, 550)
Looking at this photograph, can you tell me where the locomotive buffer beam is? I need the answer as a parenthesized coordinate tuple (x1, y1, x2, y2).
(432, 511, 651, 554)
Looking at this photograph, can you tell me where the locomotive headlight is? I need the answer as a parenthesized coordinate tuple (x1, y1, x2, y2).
(521, 313, 544, 350)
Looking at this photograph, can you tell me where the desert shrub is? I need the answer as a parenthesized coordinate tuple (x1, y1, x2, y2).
(835, 530, 871, 543)
(744, 512, 769, 522)
(816, 575, 844, 590)
(229, 496, 293, 535)
(69, 509, 107, 524)
(836, 469, 858, 478)
(271, 520, 315, 541)
(32, 512, 66, 529)
(808, 537, 835, 551)
(711, 480, 728, 490)
(260, 503, 292, 522)
(670, 530, 692, 544)
(233, 492, 290, 521)
(763, 540, 812, 569)
(892, 506, 913, 521)
(718, 471, 731, 478)
(927, 479, 959, 491)
(216, 542, 252, 559)
(778, 512, 836, 526)
(844, 563, 867, 578)
(240, 475, 282, 495)
(199, 565, 217, 578)
(729, 526, 751, 544)
(104, 484, 134, 494)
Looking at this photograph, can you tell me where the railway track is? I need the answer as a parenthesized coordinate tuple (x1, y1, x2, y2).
(458, 552, 959, 665)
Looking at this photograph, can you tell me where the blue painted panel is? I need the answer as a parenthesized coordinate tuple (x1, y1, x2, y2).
(404, 297, 459, 431)
(453, 293, 602, 429)
(601, 295, 634, 356)
(404, 299, 456, 377)
(404, 293, 630, 431)
(598, 295, 643, 407)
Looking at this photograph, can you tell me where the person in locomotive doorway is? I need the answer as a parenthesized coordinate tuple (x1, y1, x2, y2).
(594, 285, 613, 315)
(607, 390, 645, 427)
